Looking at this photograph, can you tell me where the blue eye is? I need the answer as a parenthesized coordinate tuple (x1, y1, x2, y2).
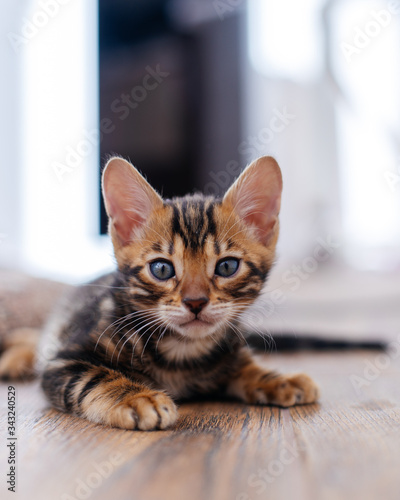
(215, 258, 240, 277)
(150, 260, 175, 281)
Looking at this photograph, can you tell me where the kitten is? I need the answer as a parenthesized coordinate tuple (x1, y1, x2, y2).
(36, 156, 319, 430)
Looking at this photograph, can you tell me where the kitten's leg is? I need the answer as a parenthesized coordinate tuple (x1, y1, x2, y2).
(0, 328, 40, 380)
(226, 351, 319, 407)
(41, 362, 177, 430)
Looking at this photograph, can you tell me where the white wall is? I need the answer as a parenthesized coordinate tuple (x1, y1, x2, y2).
(0, 0, 114, 283)
(0, 1, 26, 267)
(242, 0, 400, 271)
(242, 0, 341, 267)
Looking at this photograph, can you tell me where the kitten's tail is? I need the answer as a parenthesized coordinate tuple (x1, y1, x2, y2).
(247, 333, 386, 352)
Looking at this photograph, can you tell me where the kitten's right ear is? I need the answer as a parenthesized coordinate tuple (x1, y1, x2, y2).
(102, 157, 163, 246)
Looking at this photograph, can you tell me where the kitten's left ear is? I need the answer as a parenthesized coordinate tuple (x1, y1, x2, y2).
(222, 156, 283, 246)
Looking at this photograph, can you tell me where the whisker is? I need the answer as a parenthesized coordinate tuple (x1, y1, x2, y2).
(129, 317, 166, 364)
(82, 284, 132, 290)
(209, 332, 223, 350)
(108, 311, 161, 357)
(114, 316, 163, 364)
(141, 321, 165, 362)
(226, 320, 250, 349)
(95, 310, 142, 351)
(155, 321, 172, 355)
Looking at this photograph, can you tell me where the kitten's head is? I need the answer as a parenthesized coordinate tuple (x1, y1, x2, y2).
(102, 156, 282, 339)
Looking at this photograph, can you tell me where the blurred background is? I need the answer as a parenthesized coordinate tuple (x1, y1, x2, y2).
(1, 0, 399, 341)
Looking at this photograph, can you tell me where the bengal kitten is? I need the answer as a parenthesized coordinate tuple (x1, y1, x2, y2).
(37, 156, 319, 430)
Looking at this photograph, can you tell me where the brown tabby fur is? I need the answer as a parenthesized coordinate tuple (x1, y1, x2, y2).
(0, 156, 319, 430)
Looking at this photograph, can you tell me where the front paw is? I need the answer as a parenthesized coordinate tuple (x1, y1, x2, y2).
(97, 390, 178, 430)
(251, 373, 319, 407)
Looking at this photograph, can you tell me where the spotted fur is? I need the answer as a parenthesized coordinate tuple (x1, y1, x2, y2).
(37, 156, 319, 430)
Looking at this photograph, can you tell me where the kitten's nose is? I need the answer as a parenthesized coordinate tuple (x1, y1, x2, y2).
(183, 297, 209, 315)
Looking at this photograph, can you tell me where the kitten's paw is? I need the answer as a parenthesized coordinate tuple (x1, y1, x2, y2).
(108, 391, 178, 431)
(254, 373, 319, 407)
(0, 345, 36, 380)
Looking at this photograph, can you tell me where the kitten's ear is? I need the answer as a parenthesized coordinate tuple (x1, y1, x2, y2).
(222, 156, 283, 246)
(102, 157, 163, 246)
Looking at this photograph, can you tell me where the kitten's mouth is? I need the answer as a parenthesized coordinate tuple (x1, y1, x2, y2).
(180, 318, 211, 328)
(176, 316, 221, 338)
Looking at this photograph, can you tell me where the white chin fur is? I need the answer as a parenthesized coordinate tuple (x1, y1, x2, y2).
(173, 321, 222, 339)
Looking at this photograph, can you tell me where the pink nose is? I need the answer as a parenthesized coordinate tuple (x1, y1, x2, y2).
(183, 297, 209, 315)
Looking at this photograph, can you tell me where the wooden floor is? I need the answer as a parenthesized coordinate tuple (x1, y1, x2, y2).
(1, 350, 400, 500)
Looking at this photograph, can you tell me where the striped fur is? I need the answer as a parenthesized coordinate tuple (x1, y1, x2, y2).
(38, 156, 319, 430)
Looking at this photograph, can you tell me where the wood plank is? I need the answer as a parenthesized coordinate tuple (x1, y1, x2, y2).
(1, 350, 400, 500)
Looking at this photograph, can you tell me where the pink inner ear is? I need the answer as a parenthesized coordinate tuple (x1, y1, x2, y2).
(242, 194, 280, 243)
(102, 158, 162, 246)
(224, 157, 282, 245)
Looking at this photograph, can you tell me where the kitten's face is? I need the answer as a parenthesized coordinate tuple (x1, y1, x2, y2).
(102, 157, 282, 340)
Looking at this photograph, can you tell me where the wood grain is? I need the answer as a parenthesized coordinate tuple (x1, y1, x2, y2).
(1, 350, 400, 500)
